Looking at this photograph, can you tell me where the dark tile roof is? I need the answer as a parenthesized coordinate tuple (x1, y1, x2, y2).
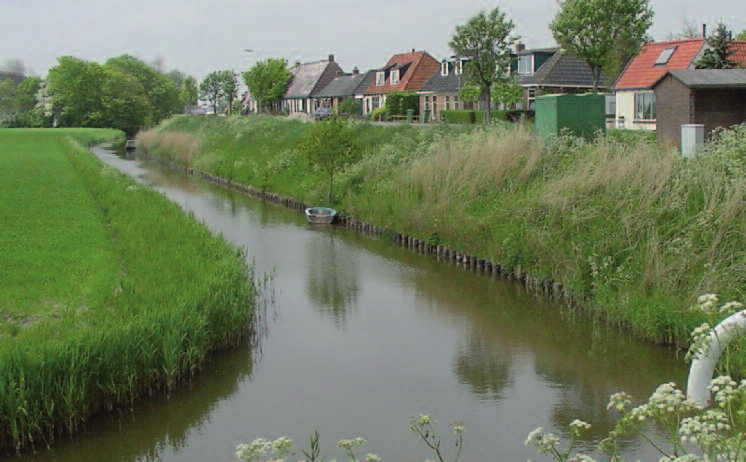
(419, 70, 467, 93)
(518, 52, 608, 89)
(315, 73, 370, 98)
(285, 60, 344, 99)
(655, 69, 746, 88)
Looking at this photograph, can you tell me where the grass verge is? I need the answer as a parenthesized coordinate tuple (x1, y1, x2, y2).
(0, 128, 255, 452)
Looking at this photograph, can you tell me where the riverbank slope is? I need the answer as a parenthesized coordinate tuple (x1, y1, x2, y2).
(0, 129, 255, 452)
(138, 115, 746, 367)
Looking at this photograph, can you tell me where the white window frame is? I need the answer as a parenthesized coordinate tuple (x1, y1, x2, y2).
(634, 91, 656, 121)
(391, 69, 400, 84)
(518, 55, 533, 75)
(376, 71, 385, 86)
(441, 62, 449, 76)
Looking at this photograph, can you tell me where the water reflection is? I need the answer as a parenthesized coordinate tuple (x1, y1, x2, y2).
(305, 232, 360, 328)
(454, 336, 512, 401)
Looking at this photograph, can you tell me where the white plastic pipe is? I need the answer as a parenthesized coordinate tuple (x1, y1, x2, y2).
(687, 311, 746, 406)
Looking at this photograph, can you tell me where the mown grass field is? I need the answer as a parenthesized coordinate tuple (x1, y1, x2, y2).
(139, 115, 746, 374)
(0, 129, 254, 452)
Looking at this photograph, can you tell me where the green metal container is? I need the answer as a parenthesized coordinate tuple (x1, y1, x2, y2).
(406, 109, 414, 124)
(535, 93, 606, 138)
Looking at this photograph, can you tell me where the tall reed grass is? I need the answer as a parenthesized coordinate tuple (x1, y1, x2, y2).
(142, 115, 746, 364)
(0, 129, 254, 452)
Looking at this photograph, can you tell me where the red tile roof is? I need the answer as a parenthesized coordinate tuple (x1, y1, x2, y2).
(613, 39, 705, 91)
(363, 51, 439, 95)
(613, 39, 746, 91)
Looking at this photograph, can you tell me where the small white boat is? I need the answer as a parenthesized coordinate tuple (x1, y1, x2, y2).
(305, 207, 337, 224)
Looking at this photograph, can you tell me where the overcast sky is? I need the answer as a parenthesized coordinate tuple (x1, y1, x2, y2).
(2, 0, 744, 81)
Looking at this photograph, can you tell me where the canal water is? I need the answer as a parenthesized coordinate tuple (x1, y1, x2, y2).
(18, 145, 688, 461)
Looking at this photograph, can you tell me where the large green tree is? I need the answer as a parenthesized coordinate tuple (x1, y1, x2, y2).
(242, 58, 293, 113)
(449, 7, 518, 123)
(104, 54, 181, 122)
(99, 68, 153, 136)
(550, 0, 654, 91)
(738, 29, 746, 41)
(299, 119, 360, 202)
(181, 76, 199, 113)
(47, 56, 106, 127)
(200, 71, 228, 115)
(221, 70, 239, 114)
(695, 23, 740, 69)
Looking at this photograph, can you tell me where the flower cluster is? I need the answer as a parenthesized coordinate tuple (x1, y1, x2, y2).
(236, 437, 294, 462)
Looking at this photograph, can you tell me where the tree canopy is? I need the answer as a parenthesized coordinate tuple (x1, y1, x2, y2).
(550, 0, 653, 91)
(695, 23, 740, 69)
(449, 7, 518, 123)
(738, 29, 746, 41)
(242, 58, 293, 113)
(221, 70, 239, 114)
(181, 76, 199, 113)
(199, 71, 228, 115)
(299, 119, 360, 202)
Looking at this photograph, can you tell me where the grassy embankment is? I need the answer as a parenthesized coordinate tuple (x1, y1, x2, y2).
(0, 129, 254, 452)
(139, 115, 746, 370)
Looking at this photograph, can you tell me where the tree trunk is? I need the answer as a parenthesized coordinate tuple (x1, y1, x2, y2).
(482, 88, 491, 124)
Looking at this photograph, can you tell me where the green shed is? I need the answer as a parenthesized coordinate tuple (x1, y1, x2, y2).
(534, 93, 606, 138)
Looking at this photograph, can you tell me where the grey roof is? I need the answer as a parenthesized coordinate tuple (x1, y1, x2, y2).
(315, 73, 369, 98)
(518, 52, 607, 89)
(517, 47, 560, 56)
(285, 60, 342, 99)
(419, 70, 466, 93)
(662, 69, 746, 88)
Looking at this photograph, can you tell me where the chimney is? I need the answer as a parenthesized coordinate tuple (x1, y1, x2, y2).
(702, 24, 707, 38)
(352, 66, 359, 75)
(515, 42, 525, 53)
(328, 54, 335, 63)
(295, 61, 301, 68)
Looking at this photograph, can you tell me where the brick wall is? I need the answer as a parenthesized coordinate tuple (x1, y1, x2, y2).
(693, 89, 746, 138)
(654, 75, 692, 149)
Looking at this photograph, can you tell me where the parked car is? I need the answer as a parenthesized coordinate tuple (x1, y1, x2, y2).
(314, 107, 333, 121)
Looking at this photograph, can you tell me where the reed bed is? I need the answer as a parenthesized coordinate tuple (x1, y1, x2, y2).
(0, 129, 254, 452)
(142, 116, 746, 364)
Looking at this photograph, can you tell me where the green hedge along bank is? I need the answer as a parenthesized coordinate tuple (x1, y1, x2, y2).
(0, 129, 255, 452)
(139, 115, 746, 373)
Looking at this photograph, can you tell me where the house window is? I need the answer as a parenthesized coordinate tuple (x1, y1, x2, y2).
(425, 95, 430, 102)
(376, 71, 385, 85)
(441, 62, 449, 76)
(445, 95, 450, 110)
(456, 60, 463, 75)
(518, 55, 533, 75)
(634, 91, 656, 120)
(655, 46, 677, 65)
(391, 69, 400, 84)
(372, 96, 380, 110)
(528, 89, 536, 109)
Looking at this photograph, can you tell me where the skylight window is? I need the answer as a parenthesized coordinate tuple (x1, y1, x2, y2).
(655, 46, 677, 65)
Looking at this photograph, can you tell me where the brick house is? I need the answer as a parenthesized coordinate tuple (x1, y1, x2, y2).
(418, 57, 477, 121)
(652, 69, 746, 149)
(361, 50, 440, 116)
(314, 68, 375, 115)
(516, 46, 608, 110)
(612, 38, 746, 131)
(282, 55, 345, 115)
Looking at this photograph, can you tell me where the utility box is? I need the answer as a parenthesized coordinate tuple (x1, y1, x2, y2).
(681, 124, 704, 158)
(535, 93, 606, 138)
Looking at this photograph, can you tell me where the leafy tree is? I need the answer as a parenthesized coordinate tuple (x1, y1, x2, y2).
(449, 7, 518, 123)
(738, 29, 746, 41)
(0, 77, 17, 115)
(458, 83, 481, 106)
(166, 69, 186, 89)
(492, 82, 524, 109)
(181, 76, 199, 113)
(299, 118, 360, 202)
(550, 0, 654, 91)
(104, 54, 180, 123)
(100, 68, 152, 136)
(338, 96, 362, 116)
(695, 23, 740, 69)
(0, 58, 27, 76)
(666, 17, 702, 40)
(242, 58, 293, 113)
(47, 56, 106, 127)
(200, 71, 227, 115)
(221, 70, 239, 115)
(385, 91, 419, 117)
